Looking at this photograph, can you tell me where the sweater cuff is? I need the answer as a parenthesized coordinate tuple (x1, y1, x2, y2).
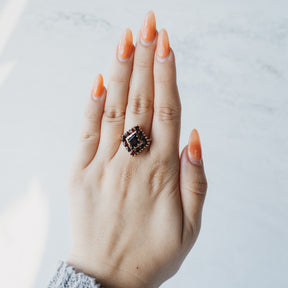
(48, 260, 103, 288)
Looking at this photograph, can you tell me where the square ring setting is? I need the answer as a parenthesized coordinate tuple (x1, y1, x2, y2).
(121, 125, 151, 156)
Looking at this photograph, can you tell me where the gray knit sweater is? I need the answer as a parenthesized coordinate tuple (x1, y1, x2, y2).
(48, 261, 104, 288)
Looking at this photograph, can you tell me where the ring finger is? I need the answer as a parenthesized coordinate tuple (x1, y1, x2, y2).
(123, 11, 157, 149)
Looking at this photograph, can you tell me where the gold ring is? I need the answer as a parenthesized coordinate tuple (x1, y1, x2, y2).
(121, 125, 151, 156)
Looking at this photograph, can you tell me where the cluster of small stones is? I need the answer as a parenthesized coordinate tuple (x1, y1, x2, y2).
(121, 125, 150, 156)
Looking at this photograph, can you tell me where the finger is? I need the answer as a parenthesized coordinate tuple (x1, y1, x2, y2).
(180, 129, 208, 244)
(151, 29, 181, 157)
(75, 74, 106, 169)
(96, 29, 134, 160)
(124, 11, 157, 141)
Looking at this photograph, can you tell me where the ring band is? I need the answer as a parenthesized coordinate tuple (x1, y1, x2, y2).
(121, 125, 151, 156)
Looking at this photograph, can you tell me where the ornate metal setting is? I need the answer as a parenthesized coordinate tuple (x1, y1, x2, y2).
(121, 125, 151, 156)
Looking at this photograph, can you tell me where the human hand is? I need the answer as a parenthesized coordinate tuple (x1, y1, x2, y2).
(67, 11, 208, 288)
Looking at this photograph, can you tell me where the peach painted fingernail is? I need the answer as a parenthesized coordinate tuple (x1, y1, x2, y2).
(91, 74, 105, 100)
(118, 28, 134, 61)
(140, 11, 157, 44)
(188, 129, 202, 165)
(156, 29, 170, 62)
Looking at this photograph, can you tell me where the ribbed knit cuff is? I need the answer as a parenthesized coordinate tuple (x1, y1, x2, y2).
(48, 260, 103, 288)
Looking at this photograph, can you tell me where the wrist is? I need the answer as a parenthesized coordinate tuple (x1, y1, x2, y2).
(67, 254, 155, 288)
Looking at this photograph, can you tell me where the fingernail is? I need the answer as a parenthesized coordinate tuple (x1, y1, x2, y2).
(91, 74, 105, 100)
(140, 11, 157, 44)
(156, 29, 170, 62)
(117, 28, 134, 61)
(188, 129, 202, 166)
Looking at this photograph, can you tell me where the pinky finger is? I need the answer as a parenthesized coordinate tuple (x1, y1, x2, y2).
(75, 74, 106, 169)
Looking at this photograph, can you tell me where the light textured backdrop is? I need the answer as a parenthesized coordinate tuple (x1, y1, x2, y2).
(0, 0, 287, 287)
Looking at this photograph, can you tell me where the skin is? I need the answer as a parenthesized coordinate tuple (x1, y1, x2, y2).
(66, 13, 208, 288)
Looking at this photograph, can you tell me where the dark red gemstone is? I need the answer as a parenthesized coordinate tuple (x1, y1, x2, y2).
(140, 134, 146, 141)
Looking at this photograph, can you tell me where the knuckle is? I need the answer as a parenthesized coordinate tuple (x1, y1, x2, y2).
(129, 97, 153, 115)
(148, 158, 179, 200)
(134, 59, 152, 72)
(108, 79, 129, 89)
(155, 104, 181, 122)
(190, 180, 208, 196)
(80, 131, 98, 142)
(84, 109, 99, 122)
(155, 74, 176, 85)
(103, 106, 125, 123)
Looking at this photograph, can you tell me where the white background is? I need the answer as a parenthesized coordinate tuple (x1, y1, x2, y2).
(0, 0, 287, 287)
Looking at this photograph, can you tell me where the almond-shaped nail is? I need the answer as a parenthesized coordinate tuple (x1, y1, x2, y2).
(156, 29, 170, 61)
(91, 74, 104, 100)
(188, 129, 202, 165)
(141, 11, 156, 43)
(118, 28, 134, 61)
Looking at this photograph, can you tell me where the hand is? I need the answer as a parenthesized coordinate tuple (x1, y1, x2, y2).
(67, 11, 208, 288)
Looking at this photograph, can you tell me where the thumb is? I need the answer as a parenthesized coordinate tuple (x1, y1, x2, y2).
(180, 129, 208, 243)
